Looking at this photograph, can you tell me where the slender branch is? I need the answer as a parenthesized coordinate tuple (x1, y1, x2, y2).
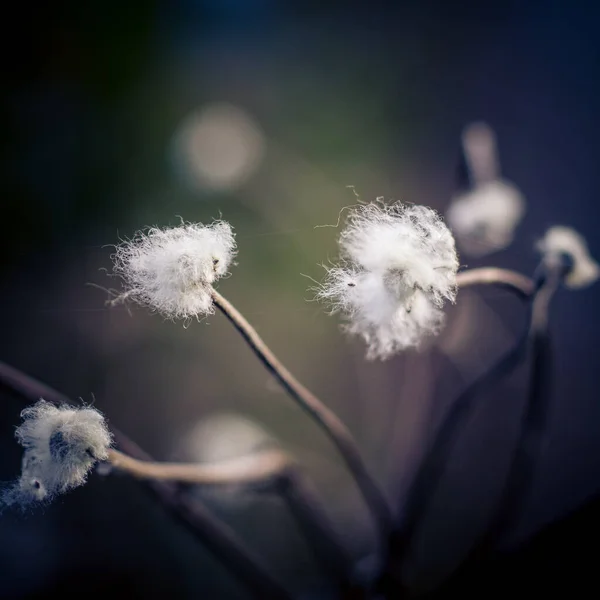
(390, 327, 530, 557)
(130, 475, 292, 600)
(0, 361, 291, 600)
(107, 448, 291, 487)
(531, 272, 561, 333)
(472, 332, 553, 555)
(453, 266, 561, 569)
(274, 468, 353, 582)
(211, 288, 392, 548)
(108, 447, 352, 582)
(457, 268, 535, 300)
(380, 276, 543, 594)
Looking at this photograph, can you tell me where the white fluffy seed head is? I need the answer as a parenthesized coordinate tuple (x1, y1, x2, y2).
(112, 220, 236, 320)
(317, 202, 459, 360)
(537, 226, 599, 289)
(446, 180, 525, 257)
(2, 400, 112, 508)
(339, 203, 458, 299)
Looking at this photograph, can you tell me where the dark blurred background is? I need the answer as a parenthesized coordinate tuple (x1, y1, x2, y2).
(1, 1, 600, 598)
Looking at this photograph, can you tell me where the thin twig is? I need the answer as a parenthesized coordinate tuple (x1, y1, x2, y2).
(109, 446, 352, 585)
(389, 328, 530, 559)
(457, 267, 535, 300)
(108, 450, 350, 578)
(210, 288, 392, 549)
(473, 333, 553, 556)
(0, 361, 292, 600)
(380, 275, 543, 594)
(107, 448, 291, 487)
(275, 467, 353, 582)
(455, 266, 561, 567)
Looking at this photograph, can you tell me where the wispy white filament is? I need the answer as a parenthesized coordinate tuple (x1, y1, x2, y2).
(318, 202, 459, 360)
(112, 220, 236, 319)
(2, 400, 112, 507)
(537, 226, 599, 289)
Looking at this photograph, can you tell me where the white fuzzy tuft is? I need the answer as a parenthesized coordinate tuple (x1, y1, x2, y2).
(446, 180, 525, 257)
(112, 220, 236, 320)
(317, 202, 458, 360)
(537, 226, 599, 289)
(2, 400, 112, 508)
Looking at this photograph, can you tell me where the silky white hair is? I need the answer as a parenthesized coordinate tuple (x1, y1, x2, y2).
(537, 226, 599, 289)
(318, 202, 459, 360)
(112, 220, 236, 319)
(2, 400, 112, 507)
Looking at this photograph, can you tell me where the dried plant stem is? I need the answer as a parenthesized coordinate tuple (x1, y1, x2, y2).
(0, 361, 291, 600)
(107, 448, 291, 486)
(277, 469, 353, 582)
(457, 267, 535, 299)
(108, 447, 351, 582)
(210, 288, 392, 547)
(469, 334, 553, 558)
(381, 276, 543, 593)
(388, 329, 530, 560)
(127, 473, 292, 600)
(458, 267, 560, 565)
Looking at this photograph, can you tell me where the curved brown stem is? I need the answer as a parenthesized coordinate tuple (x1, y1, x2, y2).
(379, 272, 544, 596)
(452, 265, 562, 572)
(0, 361, 291, 600)
(457, 267, 535, 299)
(107, 448, 352, 582)
(278, 468, 353, 583)
(211, 288, 392, 549)
(107, 448, 291, 486)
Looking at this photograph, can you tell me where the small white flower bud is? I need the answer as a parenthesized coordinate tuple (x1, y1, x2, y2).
(446, 180, 525, 257)
(112, 220, 236, 320)
(317, 202, 459, 360)
(2, 400, 112, 508)
(537, 226, 599, 289)
(447, 122, 525, 257)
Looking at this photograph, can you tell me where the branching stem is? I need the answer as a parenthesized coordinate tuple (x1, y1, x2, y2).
(107, 448, 352, 582)
(0, 361, 292, 600)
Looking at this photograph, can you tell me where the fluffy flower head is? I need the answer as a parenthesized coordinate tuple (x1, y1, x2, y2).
(537, 226, 599, 289)
(2, 400, 112, 507)
(446, 180, 525, 257)
(112, 220, 236, 319)
(318, 202, 459, 360)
